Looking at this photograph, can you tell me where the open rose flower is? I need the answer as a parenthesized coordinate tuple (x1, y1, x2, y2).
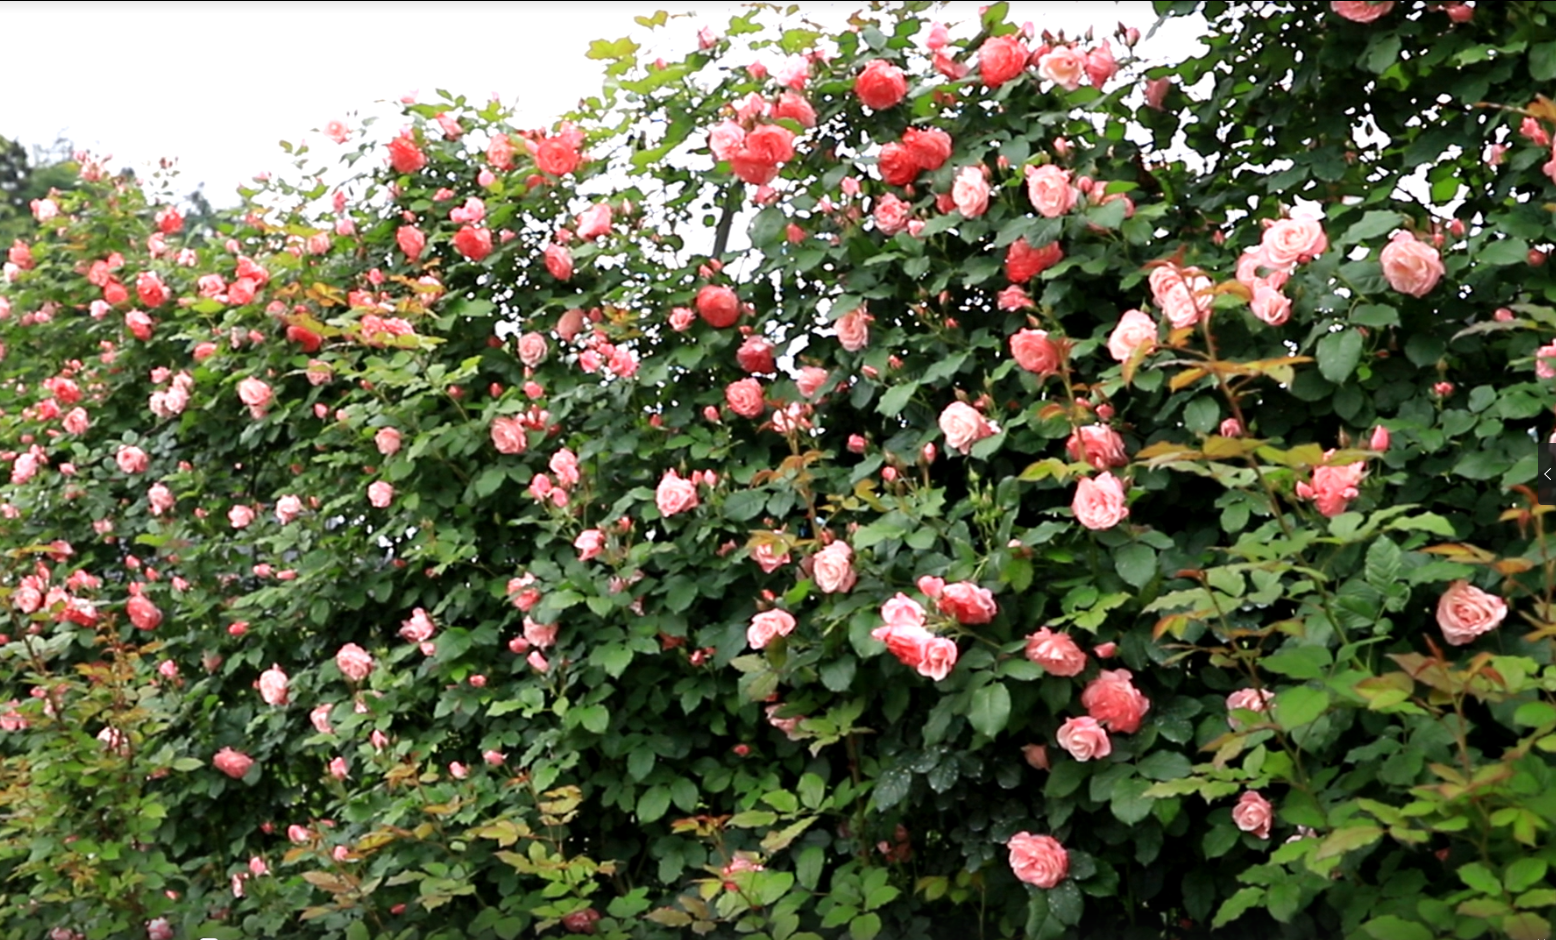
(1294, 454, 1365, 517)
(1108, 309, 1157, 363)
(1056, 716, 1112, 761)
(747, 609, 796, 650)
(491, 416, 527, 455)
(1024, 627, 1087, 676)
(1379, 231, 1444, 297)
(259, 665, 289, 706)
(1436, 580, 1507, 646)
(937, 581, 996, 624)
(1072, 473, 1128, 530)
(1232, 790, 1273, 839)
(812, 541, 857, 593)
(1008, 833, 1068, 888)
(1082, 668, 1150, 733)
(1024, 164, 1075, 217)
(335, 643, 374, 682)
(655, 469, 699, 517)
(1332, 1, 1395, 22)
(1009, 329, 1062, 377)
(951, 166, 990, 217)
(939, 401, 996, 454)
(213, 747, 254, 779)
(855, 59, 907, 109)
(978, 33, 1028, 87)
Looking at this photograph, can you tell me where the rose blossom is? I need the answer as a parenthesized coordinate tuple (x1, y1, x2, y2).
(1436, 580, 1507, 646)
(1072, 473, 1128, 530)
(1232, 790, 1273, 839)
(747, 609, 796, 650)
(978, 34, 1028, 87)
(1024, 164, 1075, 218)
(854, 59, 907, 110)
(1066, 424, 1128, 470)
(1379, 231, 1444, 297)
(1370, 425, 1391, 451)
(1056, 716, 1112, 761)
(1332, 1, 1395, 22)
(310, 704, 334, 735)
(835, 307, 870, 351)
(1038, 46, 1087, 90)
(1149, 265, 1211, 329)
(1006, 238, 1063, 283)
(1107, 309, 1157, 363)
(259, 665, 289, 706)
(873, 193, 913, 235)
(951, 166, 990, 218)
(724, 378, 766, 419)
(1250, 282, 1292, 326)
(400, 607, 436, 643)
(655, 469, 699, 517)
(1082, 668, 1150, 733)
(127, 594, 162, 630)
(213, 747, 253, 779)
(937, 581, 997, 624)
(812, 541, 857, 594)
(880, 593, 927, 629)
(517, 332, 548, 368)
(939, 401, 996, 454)
(1024, 627, 1087, 676)
(1261, 214, 1328, 268)
(1294, 454, 1365, 517)
(490, 416, 527, 455)
(574, 528, 605, 562)
(275, 495, 303, 525)
(1009, 329, 1061, 377)
(696, 285, 740, 328)
(368, 481, 394, 508)
(1226, 688, 1275, 727)
(335, 643, 374, 681)
(116, 445, 149, 475)
(1008, 833, 1068, 888)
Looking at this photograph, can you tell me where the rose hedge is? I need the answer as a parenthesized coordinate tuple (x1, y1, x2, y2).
(2, 2, 1556, 939)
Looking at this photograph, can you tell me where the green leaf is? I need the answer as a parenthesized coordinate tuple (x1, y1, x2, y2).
(1049, 879, 1085, 925)
(1351, 303, 1399, 328)
(1532, 41, 1556, 80)
(1362, 33, 1401, 73)
(1480, 237, 1531, 267)
(1364, 537, 1402, 588)
(1504, 913, 1553, 940)
(1314, 824, 1383, 861)
(1263, 646, 1331, 679)
(850, 913, 882, 940)
(1267, 881, 1302, 923)
(1273, 686, 1329, 729)
(1514, 701, 1556, 728)
(1341, 211, 1403, 246)
(1114, 543, 1157, 589)
(968, 683, 1012, 738)
(574, 705, 610, 734)
(1317, 329, 1364, 384)
(1362, 916, 1433, 940)
(796, 844, 824, 890)
(1136, 751, 1192, 781)
(1505, 858, 1548, 893)
(1110, 776, 1155, 824)
(637, 786, 671, 823)
(1212, 886, 1264, 928)
(591, 645, 633, 678)
(876, 382, 917, 417)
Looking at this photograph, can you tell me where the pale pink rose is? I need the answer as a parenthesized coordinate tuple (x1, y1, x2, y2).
(835, 308, 870, 352)
(518, 332, 549, 367)
(916, 636, 958, 681)
(310, 704, 334, 735)
(490, 416, 528, 455)
(1149, 265, 1211, 329)
(751, 537, 791, 573)
(229, 504, 255, 529)
(725, 378, 765, 418)
(148, 483, 175, 516)
(213, 747, 253, 779)
(259, 665, 289, 705)
(575, 203, 613, 241)
(937, 581, 997, 624)
(916, 575, 945, 598)
(939, 401, 996, 455)
(374, 427, 402, 456)
(951, 166, 990, 218)
(328, 757, 348, 780)
(63, 407, 89, 434)
(1436, 580, 1507, 646)
(127, 594, 162, 630)
(656, 469, 699, 517)
(1379, 231, 1444, 297)
(873, 193, 913, 235)
(1294, 454, 1365, 517)
(335, 643, 373, 681)
(879, 593, 927, 629)
(400, 607, 436, 643)
(1008, 833, 1068, 888)
(1082, 668, 1150, 733)
(368, 481, 394, 508)
(1250, 282, 1291, 326)
(1232, 790, 1273, 839)
(484, 749, 506, 766)
(238, 377, 272, 418)
(544, 243, 573, 281)
(1037, 47, 1086, 90)
(1537, 341, 1556, 379)
(1024, 627, 1087, 676)
(527, 650, 551, 672)
(748, 609, 797, 649)
(795, 367, 830, 398)
(1220, 418, 1244, 438)
(1066, 424, 1128, 470)
(1108, 309, 1157, 363)
(275, 495, 303, 525)
(812, 541, 857, 594)
(523, 617, 557, 649)
(1332, 1, 1395, 23)
(1009, 329, 1062, 376)
(1056, 716, 1112, 761)
(1261, 215, 1328, 268)
(708, 121, 746, 162)
(116, 445, 149, 475)
(1072, 473, 1128, 530)
(1024, 164, 1075, 218)
(1226, 688, 1275, 727)
(574, 528, 605, 561)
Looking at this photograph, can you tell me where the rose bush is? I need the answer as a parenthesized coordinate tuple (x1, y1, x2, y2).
(1, 2, 1555, 939)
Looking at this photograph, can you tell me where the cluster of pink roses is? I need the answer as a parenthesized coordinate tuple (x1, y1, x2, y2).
(1294, 449, 1366, 518)
(870, 593, 959, 681)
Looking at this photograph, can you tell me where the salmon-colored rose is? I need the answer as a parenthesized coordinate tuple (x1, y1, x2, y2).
(937, 581, 996, 624)
(491, 416, 528, 455)
(901, 127, 952, 171)
(939, 401, 996, 454)
(747, 609, 796, 650)
(812, 541, 857, 594)
(1436, 580, 1507, 646)
(835, 308, 870, 351)
(1332, 1, 1395, 23)
(855, 59, 907, 110)
(1082, 668, 1150, 733)
(1066, 424, 1128, 470)
(1072, 472, 1128, 530)
(877, 142, 920, 187)
(1008, 833, 1068, 888)
(725, 378, 766, 418)
(1024, 627, 1087, 676)
(1024, 164, 1075, 218)
(1232, 790, 1273, 839)
(214, 747, 254, 779)
(696, 285, 740, 328)
(1056, 716, 1112, 761)
(978, 34, 1028, 87)
(1009, 329, 1061, 376)
(1379, 231, 1444, 297)
(655, 469, 699, 517)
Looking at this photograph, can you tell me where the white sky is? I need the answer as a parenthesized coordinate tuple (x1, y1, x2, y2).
(1, 2, 1200, 205)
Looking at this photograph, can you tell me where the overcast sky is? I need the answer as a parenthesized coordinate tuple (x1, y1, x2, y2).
(1, 2, 1200, 205)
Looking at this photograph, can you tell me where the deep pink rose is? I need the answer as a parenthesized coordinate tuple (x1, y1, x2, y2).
(1379, 231, 1444, 297)
(388, 133, 426, 174)
(979, 34, 1028, 87)
(1232, 790, 1273, 839)
(453, 226, 493, 262)
(336, 643, 374, 681)
(748, 609, 796, 649)
(128, 594, 163, 631)
(937, 581, 996, 624)
(855, 59, 907, 109)
(1024, 627, 1087, 676)
(1087, 40, 1118, 88)
(743, 124, 795, 167)
(1024, 164, 1075, 218)
(1436, 580, 1507, 646)
(901, 127, 952, 171)
(1056, 716, 1112, 761)
(1006, 238, 1064, 283)
(696, 285, 740, 328)
(1072, 472, 1128, 530)
(1009, 329, 1061, 376)
(1108, 309, 1157, 362)
(736, 336, 777, 374)
(544, 243, 573, 281)
(655, 469, 699, 517)
(491, 416, 528, 455)
(213, 747, 254, 779)
(939, 401, 996, 455)
(135, 271, 168, 309)
(1082, 668, 1150, 734)
(1332, 1, 1395, 23)
(812, 541, 857, 594)
(1008, 833, 1068, 888)
(1066, 424, 1128, 470)
(877, 142, 920, 187)
(396, 225, 425, 261)
(725, 378, 765, 418)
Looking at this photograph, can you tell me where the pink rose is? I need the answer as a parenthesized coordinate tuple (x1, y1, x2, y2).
(1024, 627, 1087, 676)
(748, 609, 796, 650)
(275, 494, 302, 524)
(795, 367, 830, 398)
(1369, 425, 1391, 451)
(901, 127, 952, 171)
(1082, 668, 1150, 734)
(400, 607, 436, 643)
(873, 193, 913, 235)
(1056, 716, 1112, 761)
(368, 481, 394, 508)
(1149, 265, 1211, 329)
(576, 203, 613, 241)
(229, 504, 255, 529)
(877, 142, 920, 187)
(1232, 790, 1273, 839)
(1379, 231, 1444, 297)
(939, 401, 996, 455)
(1006, 238, 1064, 283)
(310, 704, 334, 735)
(708, 121, 746, 162)
(491, 416, 528, 455)
(1037, 47, 1086, 90)
(1024, 164, 1075, 218)
(1086, 40, 1118, 88)
(1072, 472, 1128, 530)
(1250, 282, 1291, 326)
(835, 308, 870, 351)
(723, 378, 765, 418)
(937, 581, 997, 624)
(1226, 688, 1275, 727)
(696, 284, 740, 328)
(148, 483, 175, 516)
(978, 34, 1028, 87)
(854, 59, 907, 109)
(128, 594, 162, 631)
(396, 225, 425, 261)
(915, 636, 958, 681)
(574, 528, 606, 562)
(336, 643, 373, 681)
(1220, 418, 1244, 438)
(812, 541, 857, 594)
(1332, 1, 1395, 23)
(213, 747, 253, 779)
(517, 332, 549, 368)
(1108, 309, 1158, 363)
(523, 617, 558, 649)
(880, 593, 927, 629)
(1294, 454, 1365, 517)
(1066, 424, 1128, 470)
(951, 166, 990, 218)
(736, 336, 777, 375)
(1261, 215, 1328, 268)
(375, 427, 402, 456)
(1436, 580, 1507, 646)
(259, 665, 289, 705)
(544, 243, 573, 281)
(1009, 329, 1062, 377)
(1008, 833, 1068, 888)
(116, 445, 149, 475)
(656, 469, 699, 517)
